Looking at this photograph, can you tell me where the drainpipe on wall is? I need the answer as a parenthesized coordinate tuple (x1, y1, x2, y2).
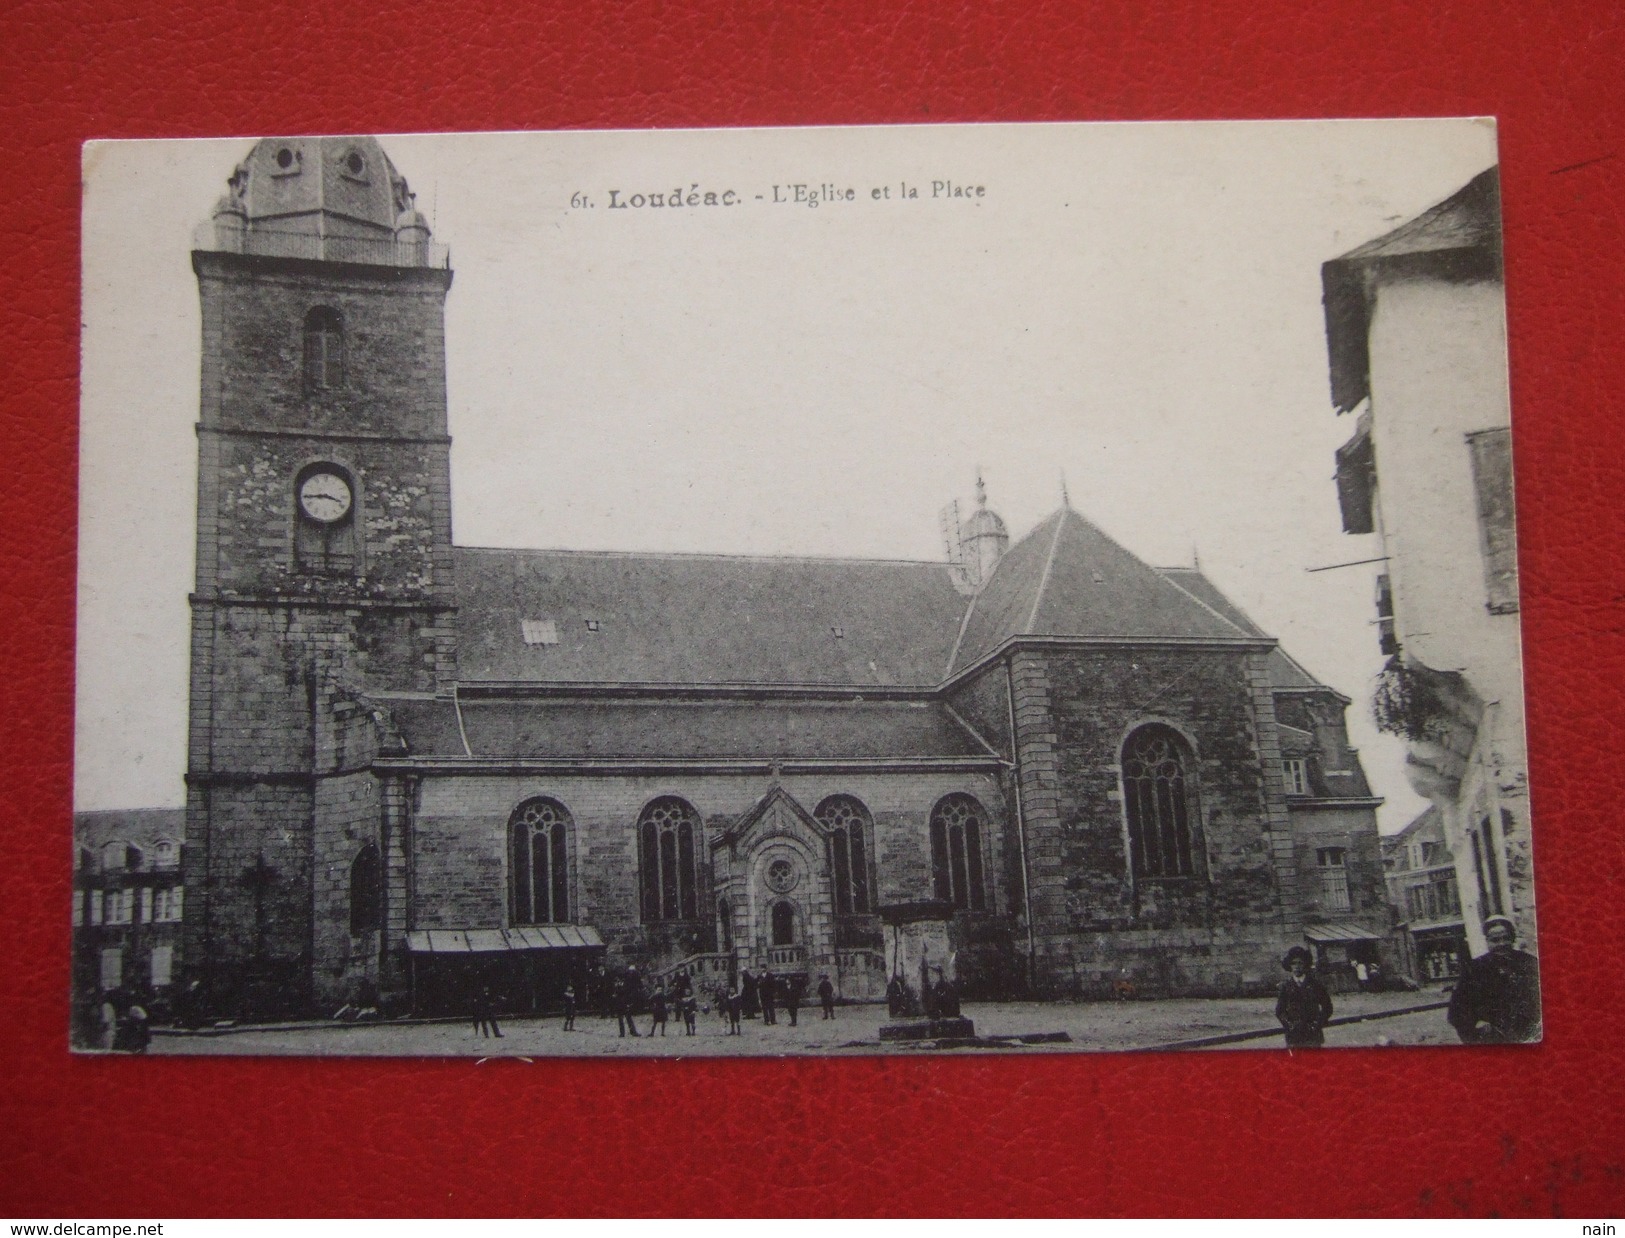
(1005, 655, 1038, 990)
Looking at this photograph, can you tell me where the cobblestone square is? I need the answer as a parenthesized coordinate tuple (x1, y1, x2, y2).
(148, 989, 1460, 1057)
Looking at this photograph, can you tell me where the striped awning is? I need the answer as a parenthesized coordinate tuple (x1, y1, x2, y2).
(1304, 922, 1384, 944)
(404, 925, 605, 954)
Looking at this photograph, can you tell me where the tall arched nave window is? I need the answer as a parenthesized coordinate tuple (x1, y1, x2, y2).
(638, 797, 701, 922)
(1121, 723, 1202, 879)
(511, 798, 571, 925)
(929, 794, 987, 912)
(815, 795, 872, 915)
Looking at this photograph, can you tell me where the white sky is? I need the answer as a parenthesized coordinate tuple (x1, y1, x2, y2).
(77, 120, 1503, 826)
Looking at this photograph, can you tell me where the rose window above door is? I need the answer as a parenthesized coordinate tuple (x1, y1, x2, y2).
(765, 858, 797, 893)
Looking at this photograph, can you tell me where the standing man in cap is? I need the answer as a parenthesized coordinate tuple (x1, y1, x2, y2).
(1447, 915, 1542, 1043)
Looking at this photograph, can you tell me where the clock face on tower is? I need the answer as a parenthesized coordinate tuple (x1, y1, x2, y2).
(297, 469, 354, 523)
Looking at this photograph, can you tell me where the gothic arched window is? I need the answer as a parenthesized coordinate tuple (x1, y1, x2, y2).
(303, 306, 345, 392)
(349, 843, 382, 934)
(638, 797, 700, 921)
(816, 795, 873, 915)
(929, 794, 987, 911)
(1122, 724, 1201, 879)
(510, 798, 570, 925)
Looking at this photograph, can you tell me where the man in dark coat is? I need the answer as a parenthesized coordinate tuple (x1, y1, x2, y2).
(817, 973, 836, 1020)
(1448, 915, 1542, 1043)
(1275, 946, 1333, 1047)
(616, 968, 642, 1038)
(472, 984, 502, 1039)
(759, 970, 778, 1025)
(783, 974, 802, 1026)
(648, 983, 669, 1036)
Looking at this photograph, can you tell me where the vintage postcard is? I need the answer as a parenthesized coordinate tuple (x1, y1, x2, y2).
(75, 121, 1536, 1055)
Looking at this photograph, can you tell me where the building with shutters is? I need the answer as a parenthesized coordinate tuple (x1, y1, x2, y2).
(179, 136, 1388, 1020)
(72, 809, 186, 1042)
(1323, 165, 1536, 963)
(1382, 806, 1468, 983)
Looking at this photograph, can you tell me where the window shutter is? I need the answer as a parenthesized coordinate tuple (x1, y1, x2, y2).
(1467, 428, 1519, 614)
(1334, 417, 1376, 535)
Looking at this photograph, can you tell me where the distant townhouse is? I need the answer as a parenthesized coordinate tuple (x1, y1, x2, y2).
(73, 809, 186, 1033)
(1382, 806, 1467, 982)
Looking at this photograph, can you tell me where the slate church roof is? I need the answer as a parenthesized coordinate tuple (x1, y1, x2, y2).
(1157, 565, 1337, 695)
(389, 696, 993, 763)
(946, 508, 1258, 676)
(453, 545, 967, 688)
(454, 506, 1284, 694)
(377, 500, 1345, 763)
(389, 505, 1340, 765)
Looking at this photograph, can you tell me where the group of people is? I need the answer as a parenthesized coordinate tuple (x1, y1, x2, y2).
(1275, 914, 1540, 1047)
(693, 966, 839, 1034)
(535, 964, 840, 1038)
(460, 915, 1542, 1048)
(101, 992, 152, 1053)
(72, 986, 154, 1052)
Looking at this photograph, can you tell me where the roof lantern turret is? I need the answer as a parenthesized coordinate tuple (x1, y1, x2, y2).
(960, 469, 1009, 586)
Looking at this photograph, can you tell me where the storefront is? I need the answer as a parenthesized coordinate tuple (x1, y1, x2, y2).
(405, 927, 606, 1017)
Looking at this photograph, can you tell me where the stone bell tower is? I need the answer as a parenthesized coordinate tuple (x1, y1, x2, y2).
(181, 136, 456, 1016)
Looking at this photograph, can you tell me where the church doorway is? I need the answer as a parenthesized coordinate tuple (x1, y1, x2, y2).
(771, 899, 796, 946)
(757, 853, 812, 976)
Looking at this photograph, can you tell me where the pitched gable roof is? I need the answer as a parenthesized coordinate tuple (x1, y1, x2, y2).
(948, 508, 1254, 674)
(454, 546, 966, 688)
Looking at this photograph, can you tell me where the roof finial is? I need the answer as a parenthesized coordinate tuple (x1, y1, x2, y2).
(1193, 544, 1202, 570)
(1060, 470, 1071, 510)
(975, 467, 987, 509)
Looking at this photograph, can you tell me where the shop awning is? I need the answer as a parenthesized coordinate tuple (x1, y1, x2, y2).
(1409, 920, 1466, 938)
(1304, 922, 1384, 944)
(404, 926, 605, 954)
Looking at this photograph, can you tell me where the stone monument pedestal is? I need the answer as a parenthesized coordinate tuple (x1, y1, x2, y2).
(876, 900, 974, 1041)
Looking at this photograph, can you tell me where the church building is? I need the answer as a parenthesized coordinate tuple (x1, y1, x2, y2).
(181, 137, 1387, 1019)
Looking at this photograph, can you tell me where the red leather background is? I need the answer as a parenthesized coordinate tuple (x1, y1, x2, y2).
(3, 0, 1622, 1218)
